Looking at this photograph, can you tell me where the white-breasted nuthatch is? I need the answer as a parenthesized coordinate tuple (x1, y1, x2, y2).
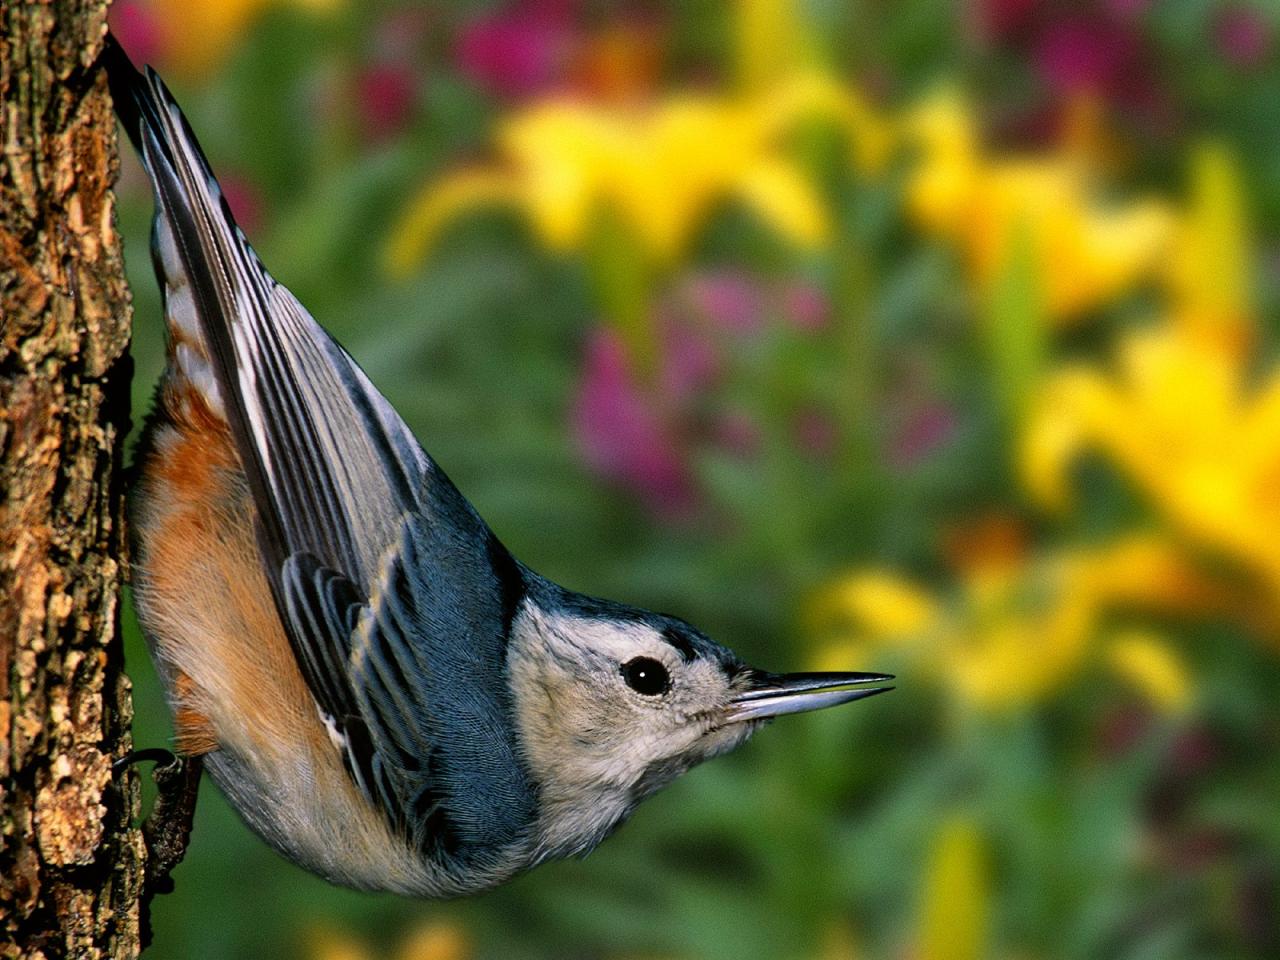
(106, 35, 892, 897)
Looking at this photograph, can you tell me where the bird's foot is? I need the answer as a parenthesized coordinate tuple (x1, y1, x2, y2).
(114, 748, 203, 945)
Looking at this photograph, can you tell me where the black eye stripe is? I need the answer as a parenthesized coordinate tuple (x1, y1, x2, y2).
(660, 627, 696, 663)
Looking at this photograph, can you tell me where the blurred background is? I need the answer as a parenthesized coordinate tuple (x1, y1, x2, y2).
(108, 1, 1280, 958)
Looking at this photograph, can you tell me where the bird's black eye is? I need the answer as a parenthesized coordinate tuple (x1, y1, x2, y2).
(622, 657, 670, 696)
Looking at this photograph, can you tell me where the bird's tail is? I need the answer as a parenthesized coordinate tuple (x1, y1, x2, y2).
(101, 34, 154, 157)
(101, 32, 427, 583)
(101, 32, 250, 429)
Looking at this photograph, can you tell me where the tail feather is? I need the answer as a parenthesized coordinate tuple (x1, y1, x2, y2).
(104, 33, 426, 568)
(103, 30, 427, 608)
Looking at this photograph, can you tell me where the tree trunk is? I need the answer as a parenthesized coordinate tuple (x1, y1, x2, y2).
(0, 1, 144, 957)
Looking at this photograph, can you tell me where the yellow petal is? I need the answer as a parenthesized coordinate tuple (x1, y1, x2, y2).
(307, 927, 371, 960)
(1020, 366, 1117, 511)
(396, 921, 470, 960)
(383, 170, 523, 278)
(502, 105, 615, 252)
(918, 818, 990, 960)
(906, 90, 1172, 324)
(734, 156, 831, 248)
(734, 0, 811, 94)
(903, 92, 979, 235)
(1170, 142, 1252, 351)
(806, 571, 938, 639)
(1106, 629, 1191, 712)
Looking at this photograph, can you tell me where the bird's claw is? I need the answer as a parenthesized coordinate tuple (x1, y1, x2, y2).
(114, 747, 203, 946)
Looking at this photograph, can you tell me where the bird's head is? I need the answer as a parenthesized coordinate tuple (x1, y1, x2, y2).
(506, 584, 891, 862)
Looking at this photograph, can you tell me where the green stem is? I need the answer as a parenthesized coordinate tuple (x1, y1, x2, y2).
(584, 212, 661, 377)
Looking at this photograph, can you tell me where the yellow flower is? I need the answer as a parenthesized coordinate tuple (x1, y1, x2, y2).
(734, 0, 818, 94)
(1025, 324, 1280, 596)
(307, 919, 470, 960)
(918, 817, 990, 960)
(1167, 143, 1254, 352)
(956, 535, 1212, 708)
(807, 570, 938, 673)
(385, 72, 891, 274)
(1023, 327, 1277, 569)
(396, 922, 469, 960)
(1021, 146, 1280, 600)
(809, 531, 1207, 711)
(808, 571, 937, 640)
(1106, 629, 1191, 712)
(905, 91, 1175, 324)
(133, 0, 341, 77)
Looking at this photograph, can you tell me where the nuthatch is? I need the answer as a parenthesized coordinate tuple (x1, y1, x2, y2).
(106, 35, 892, 897)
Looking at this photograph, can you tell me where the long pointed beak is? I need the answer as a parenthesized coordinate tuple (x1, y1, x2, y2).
(723, 671, 894, 723)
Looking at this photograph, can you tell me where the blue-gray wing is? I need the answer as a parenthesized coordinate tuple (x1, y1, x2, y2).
(277, 505, 534, 863)
(109, 40, 534, 858)
(346, 511, 534, 859)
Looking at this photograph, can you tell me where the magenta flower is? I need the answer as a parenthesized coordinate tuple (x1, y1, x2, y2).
(571, 328, 695, 514)
(1035, 15, 1140, 95)
(108, 0, 164, 66)
(682, 272, 767, 335)
(456, 2, 577, 99)
(888, 401, 959, 469)
(1216, 7, 1273, 69)
(780, 281, 830, 333)
(973, 0, 1176, 137)
(571, 271, 843, 514)
(357, 63, 419, 143)
(217, 172, 264, 235)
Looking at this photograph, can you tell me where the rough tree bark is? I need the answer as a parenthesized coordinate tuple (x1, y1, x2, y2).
(0, 2, 144, 957)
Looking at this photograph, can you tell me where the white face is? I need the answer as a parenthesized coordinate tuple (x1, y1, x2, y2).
(507, 600, 757, 860)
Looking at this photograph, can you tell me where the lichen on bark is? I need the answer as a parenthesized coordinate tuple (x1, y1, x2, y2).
(1, 2, 144, 957)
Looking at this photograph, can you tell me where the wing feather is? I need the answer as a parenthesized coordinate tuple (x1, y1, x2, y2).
(108, 36, 536, 860)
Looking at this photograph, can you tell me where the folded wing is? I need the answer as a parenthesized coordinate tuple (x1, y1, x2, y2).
(106, 37, 535, 863)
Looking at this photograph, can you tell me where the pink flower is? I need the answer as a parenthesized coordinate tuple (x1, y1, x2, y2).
(780, 281, 830, 333)
(1216, 7, 1273, 69)
(889, 401, 958, 469)
(108, 0, 164, 66)
(218, 173, 265, 235)
(1035, 16, 1140, 95)
(658, 319, 721, 403)
(572, 270, 843, 515)
(357, 63, 419, 143)
(683, 271, 766, 335)
(456, 3, 577, 99)
(975, 2, 1173, 133)
(571, 329, 695, 514)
